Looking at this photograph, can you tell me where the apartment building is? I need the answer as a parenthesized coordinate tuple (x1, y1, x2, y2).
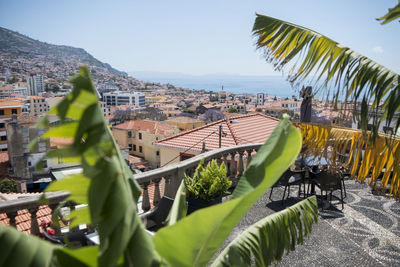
(103, 91, 146, 107)
(27, 74, 44, 96)
(112, 120, 178, 168)
(0, 100, 22, 151)
(24, 96, 49, 116)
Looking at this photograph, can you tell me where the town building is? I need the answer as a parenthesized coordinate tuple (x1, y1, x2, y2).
(256, 93, 266, 106)
(165, 116, 204, 131)
(112, 120, 178, 168)
(24, 96, 49, 116)
(27, 74, 44, 96)
(0, 100, 22, 151)
(103, 91, 146, 107)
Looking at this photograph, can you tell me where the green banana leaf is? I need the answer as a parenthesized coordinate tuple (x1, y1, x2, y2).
(153, 114, 303, 266)
(212, 196, 318, 267)
(253, 13, 400, 140)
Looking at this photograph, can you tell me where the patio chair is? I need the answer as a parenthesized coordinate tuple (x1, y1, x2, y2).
(140, 196, 174, 231)
(269, 168, 306, 205)
(311, 170, 344, 210)
(42, 229, 88, 246)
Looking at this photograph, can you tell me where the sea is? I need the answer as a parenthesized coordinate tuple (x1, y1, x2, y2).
(129, 72, 304, 98)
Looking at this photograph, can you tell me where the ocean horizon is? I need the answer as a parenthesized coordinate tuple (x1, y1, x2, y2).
(129, 72, 302, 98)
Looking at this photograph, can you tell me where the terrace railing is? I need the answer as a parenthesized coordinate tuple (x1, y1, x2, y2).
(134, 143, 263, 212)
(0, 143, 263, 235)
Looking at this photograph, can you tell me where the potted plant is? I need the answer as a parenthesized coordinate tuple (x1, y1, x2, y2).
(184, 159, 232, 214)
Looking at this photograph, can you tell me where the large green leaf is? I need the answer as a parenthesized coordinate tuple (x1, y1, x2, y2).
(0, 224, 56, 267)
(35, 67, 159, 267)
(212, 196, 318, 267)
(153, 116, 303, 266)
(252, 14, 400, 140)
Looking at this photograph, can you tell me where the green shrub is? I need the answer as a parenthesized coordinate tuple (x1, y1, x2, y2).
(0, 178, 17, 193)
(184, 159, 231, 201)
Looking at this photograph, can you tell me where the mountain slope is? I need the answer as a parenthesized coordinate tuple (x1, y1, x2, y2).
(0, 26, 126, 76)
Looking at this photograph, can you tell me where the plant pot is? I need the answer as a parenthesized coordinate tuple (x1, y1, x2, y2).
(187, 196, 222, 215)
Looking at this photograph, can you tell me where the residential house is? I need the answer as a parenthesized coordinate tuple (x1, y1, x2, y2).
(165, 116, 204, 131)
(0, 100, 22, 151)
(112, 120, 178, 168)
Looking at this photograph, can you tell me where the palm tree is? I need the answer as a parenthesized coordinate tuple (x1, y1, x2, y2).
(252, 3, 400, 200)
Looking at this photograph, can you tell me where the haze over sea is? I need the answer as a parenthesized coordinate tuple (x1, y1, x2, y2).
(130, 72, 301, 98)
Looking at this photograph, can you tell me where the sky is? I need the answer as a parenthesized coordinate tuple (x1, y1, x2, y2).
(1, 0, 399, 76)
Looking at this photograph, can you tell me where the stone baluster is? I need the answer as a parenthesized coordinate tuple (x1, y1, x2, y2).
(7, 211, 18, 228)
(230, 152, 237, 179)
(163, 175, 173, 198)
(153, 178, 162, 206)
(246, 149, 253, 168)
(217, 156, 222, 165)
(28, 207, 40, 236)
(223, 154, 228, 175)
(141, 182, 151, 212)
(237, 151, 244, 177)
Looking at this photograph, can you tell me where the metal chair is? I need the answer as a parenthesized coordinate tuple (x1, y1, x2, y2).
(140, 196, 174, 231)
(269, 168, 306, 205)
(311, 170, 345, 210)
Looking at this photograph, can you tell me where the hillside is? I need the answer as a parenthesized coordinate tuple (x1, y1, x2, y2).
(0, 26, 126, 76)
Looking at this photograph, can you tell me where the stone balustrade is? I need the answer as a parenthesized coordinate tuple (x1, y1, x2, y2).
(134, 143, 263, 212)
(0, 143, 263, 233)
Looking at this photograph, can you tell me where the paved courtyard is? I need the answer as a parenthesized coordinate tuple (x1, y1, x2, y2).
(227, 179, 400, 266)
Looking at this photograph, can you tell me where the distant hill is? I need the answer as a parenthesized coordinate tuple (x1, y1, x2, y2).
(0, 26, 126, 76)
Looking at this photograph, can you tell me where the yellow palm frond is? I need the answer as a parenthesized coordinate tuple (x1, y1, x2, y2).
(298, 123, 400, 200)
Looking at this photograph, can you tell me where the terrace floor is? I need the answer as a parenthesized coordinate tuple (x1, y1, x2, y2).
(225, 179, 400, 266)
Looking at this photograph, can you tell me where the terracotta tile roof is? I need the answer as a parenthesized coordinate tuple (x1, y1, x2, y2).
(28, 96, 45, 100)
(167, 116, 203, 124)
(0, 100, 22, 107)
(0, 193, 67, 234)
(113, 120, 176, 136)
(50, 137, 73, 148)
(17, 114, 38, 124)
(156, 113, 279, 152)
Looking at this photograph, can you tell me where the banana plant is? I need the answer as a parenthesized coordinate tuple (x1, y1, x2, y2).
(0, 67, 318, 266)
(252, 13, 400, 141)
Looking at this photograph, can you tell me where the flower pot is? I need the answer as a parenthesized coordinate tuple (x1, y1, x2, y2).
(187, 196, 222, 215)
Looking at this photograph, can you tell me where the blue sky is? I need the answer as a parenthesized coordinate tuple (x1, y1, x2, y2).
(1, 0, 399, 76)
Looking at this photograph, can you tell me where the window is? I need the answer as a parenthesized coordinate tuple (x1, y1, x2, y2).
(38, 142, 47, 152)
(138, 132, 142, 140)
(155, 137, 159, 141)
(128, 131, 132, 138)
(139, 146, 143, 153)
(156, 151, 160, 156)
(133, 144, 136, 151)
(11, 109, 17, 114)
(129, 144, 133, 150)
(0, 136, 6, 141)
(0, 123, 4, 128)
(0, 110, 4, 115)
(28, 161, 32, 167)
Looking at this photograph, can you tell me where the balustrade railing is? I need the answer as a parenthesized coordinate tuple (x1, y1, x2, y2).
(0, 143, 263, 234)
(134, 143, 263, 212)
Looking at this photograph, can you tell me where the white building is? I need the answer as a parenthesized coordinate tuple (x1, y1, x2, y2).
(256, 93, 266, 106)
(103, 91, 146, 107)
(27, 74, 44, 96)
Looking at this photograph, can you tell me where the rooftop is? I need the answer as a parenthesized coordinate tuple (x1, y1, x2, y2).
(113, 120, 177, 136)
(156, 113, 279, 152)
